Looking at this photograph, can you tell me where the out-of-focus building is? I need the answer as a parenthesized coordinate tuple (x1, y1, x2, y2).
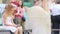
(0, 0, 53, 7)
(0, 0, 33, 7)
(0, 0, 9, 4)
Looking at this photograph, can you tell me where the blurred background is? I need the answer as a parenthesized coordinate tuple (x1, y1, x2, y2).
(0, 0, 60, 34)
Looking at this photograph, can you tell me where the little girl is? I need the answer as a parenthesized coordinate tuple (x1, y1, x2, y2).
(15, 0, 26, 29)
(3, 4, 22, 34)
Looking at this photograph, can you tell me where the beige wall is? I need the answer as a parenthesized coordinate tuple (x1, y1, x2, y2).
(0, 0, 2, 3)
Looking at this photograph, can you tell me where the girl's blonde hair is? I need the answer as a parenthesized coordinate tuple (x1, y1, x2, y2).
(3, 4, 14, 16)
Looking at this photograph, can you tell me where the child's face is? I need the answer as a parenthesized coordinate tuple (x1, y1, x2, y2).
(11, 7, 16, 14)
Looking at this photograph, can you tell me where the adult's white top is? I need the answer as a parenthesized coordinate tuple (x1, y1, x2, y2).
(50, 3, 60, 16)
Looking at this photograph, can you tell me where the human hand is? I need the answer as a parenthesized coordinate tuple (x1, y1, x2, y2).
(13, 25, 18, 28)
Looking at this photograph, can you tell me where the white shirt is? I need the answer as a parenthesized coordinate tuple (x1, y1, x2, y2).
(50, 3, 60, 16)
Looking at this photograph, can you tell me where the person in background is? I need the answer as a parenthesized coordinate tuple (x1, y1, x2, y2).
(10, 0, 18, 7)
(3, 5, 22, 34)
(15, 0, 26, 30)
(34, 0, 39, 6)
(50, 0, 60, 34)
